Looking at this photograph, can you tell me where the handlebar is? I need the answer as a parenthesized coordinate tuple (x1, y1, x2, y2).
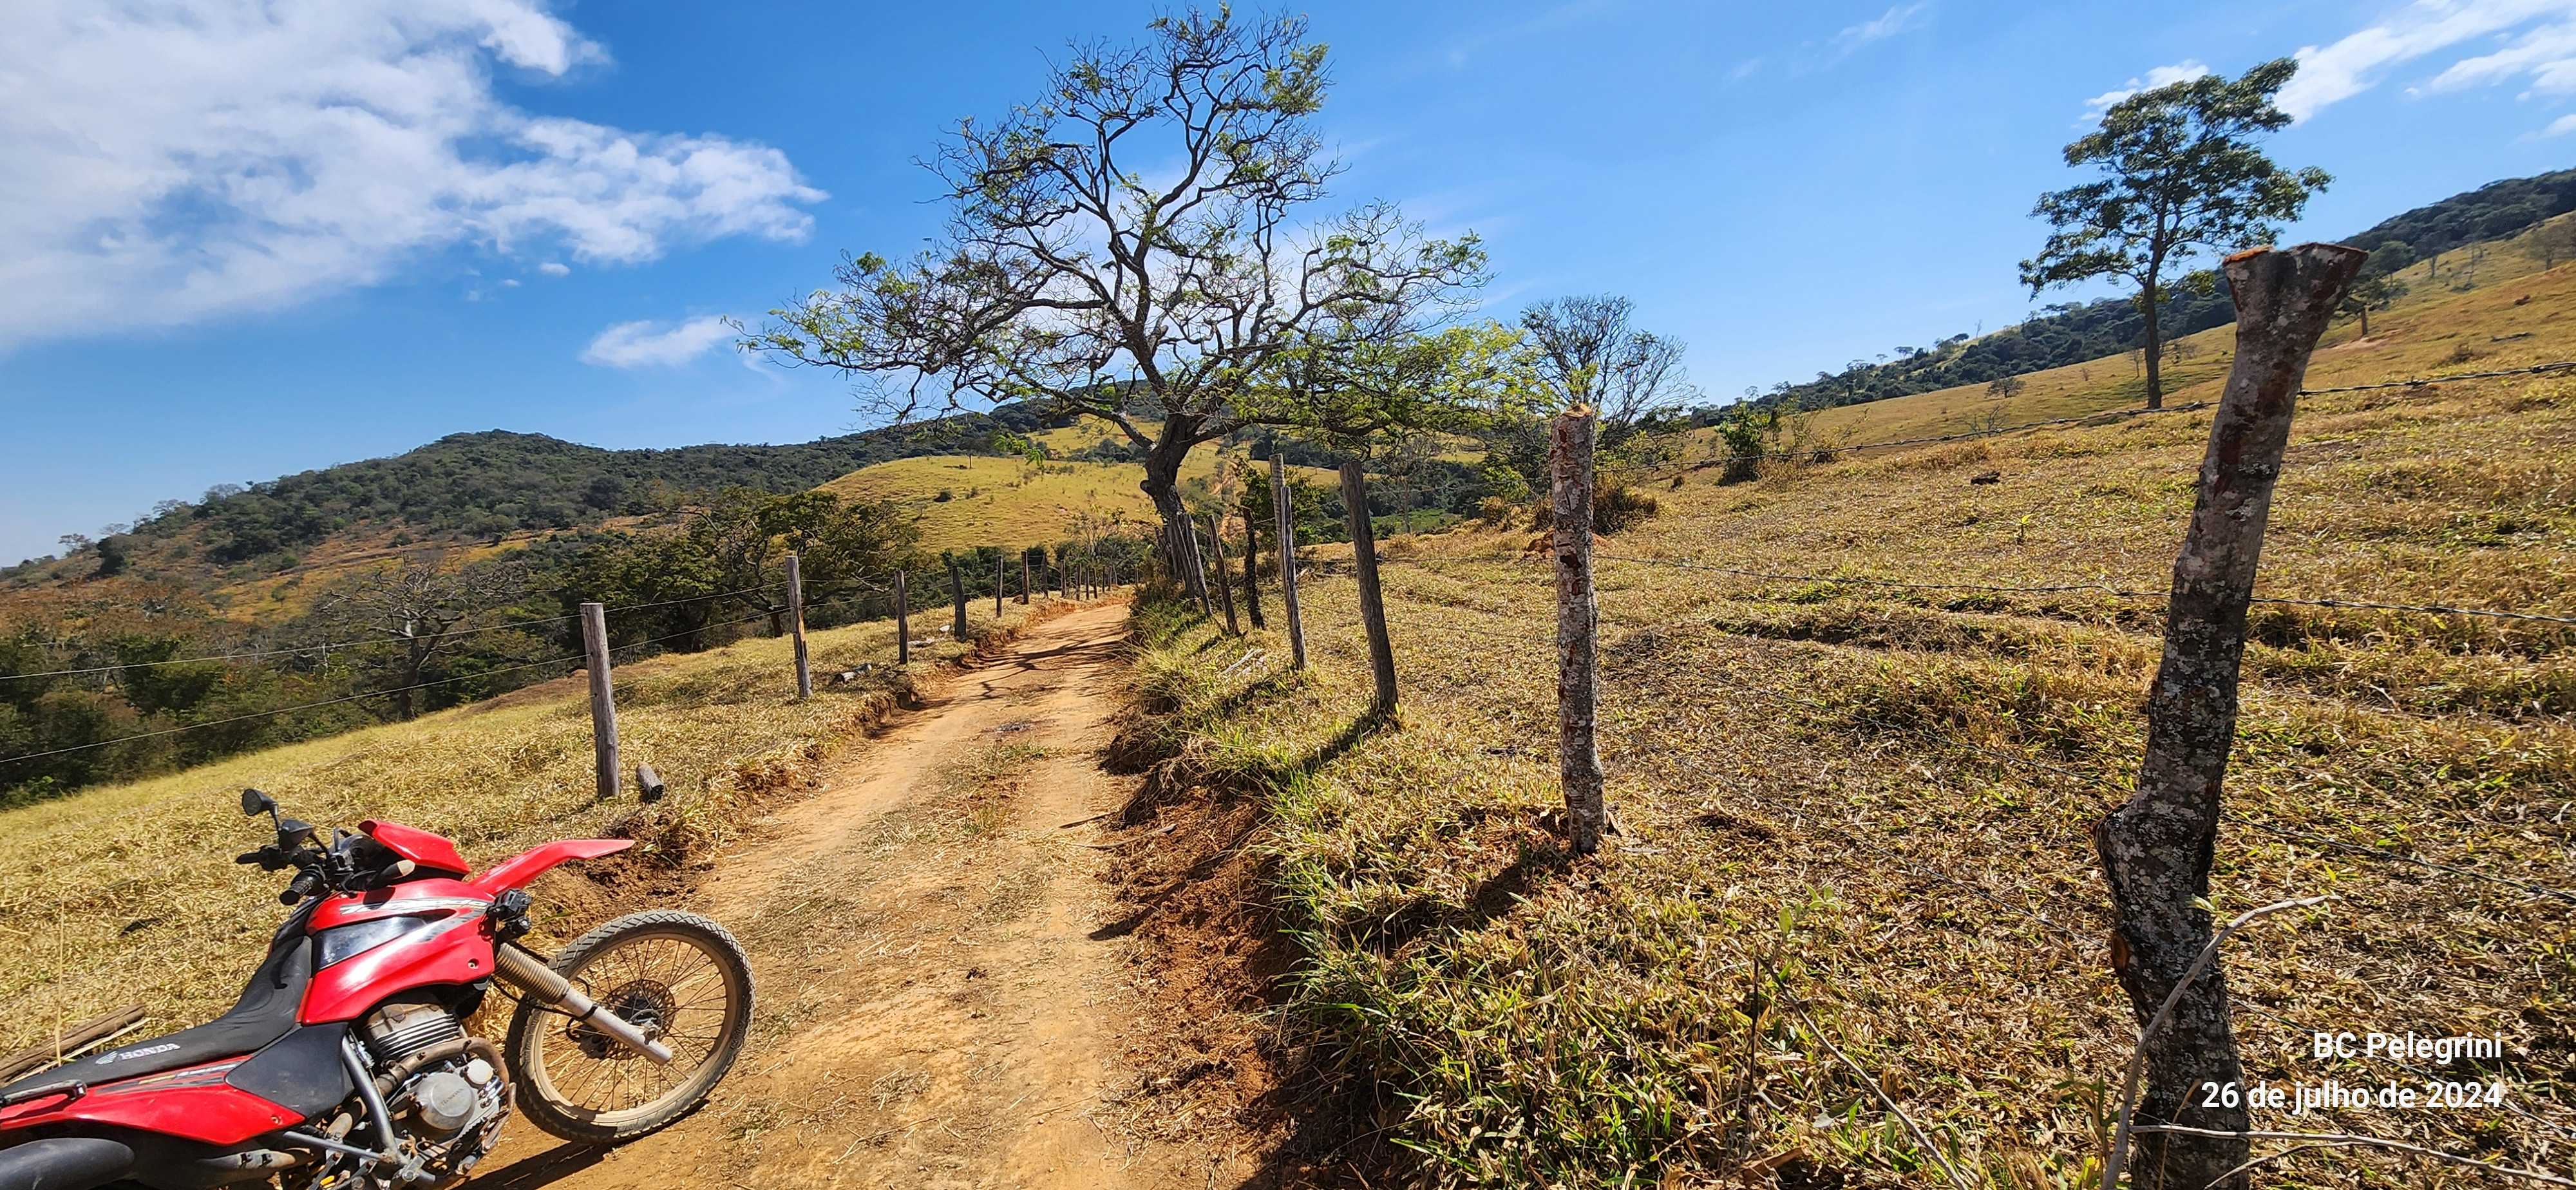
(281, 869, 325, 905)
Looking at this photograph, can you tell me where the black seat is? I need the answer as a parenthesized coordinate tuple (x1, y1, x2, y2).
(0, 937, 312, 1100)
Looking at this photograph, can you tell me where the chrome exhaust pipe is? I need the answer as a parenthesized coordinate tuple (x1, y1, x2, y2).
(493, 943, 674, 1064)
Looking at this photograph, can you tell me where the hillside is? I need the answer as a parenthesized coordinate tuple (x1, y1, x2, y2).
(3, 408, 1059, 590)
(1118, 262, 2576, 1185)
(1754, 166, 2575, 417)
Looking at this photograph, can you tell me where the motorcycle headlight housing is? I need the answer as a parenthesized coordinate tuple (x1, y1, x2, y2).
(320, 916, 426, 967)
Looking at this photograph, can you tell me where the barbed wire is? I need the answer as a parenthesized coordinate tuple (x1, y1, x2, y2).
(0, 582, 795, 683)
(0, 650, 592, 768)
(2296, 359, 2576, 395)
(1593, 552, 2576, 626)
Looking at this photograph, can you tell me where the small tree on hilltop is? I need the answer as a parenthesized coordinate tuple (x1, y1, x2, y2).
(2022, 59, 2328, 410)
(747, 9, 1486, 603)
(1986, 373, 2028, 399)
(2336, 262, 2408, 338)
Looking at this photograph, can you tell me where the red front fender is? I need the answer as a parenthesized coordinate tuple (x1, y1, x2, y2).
(469, 839, 632, 894)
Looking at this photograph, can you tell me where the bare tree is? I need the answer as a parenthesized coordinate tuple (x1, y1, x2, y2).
(748, 9, 1486, 601)
(324, 553, 525, 719)
(1517, 295, 1699, 448)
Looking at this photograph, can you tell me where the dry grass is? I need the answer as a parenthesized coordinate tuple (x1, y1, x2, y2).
(0, 596, 1053, 1057)
(814, 448, 1336, 554)
(1122, 272, 2576, 1187)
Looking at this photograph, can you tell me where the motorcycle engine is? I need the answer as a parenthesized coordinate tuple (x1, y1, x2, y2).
(340, 997, 513, 1188)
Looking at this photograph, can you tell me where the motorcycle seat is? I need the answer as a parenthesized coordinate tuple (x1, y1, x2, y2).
(0, 938, 313, 1100)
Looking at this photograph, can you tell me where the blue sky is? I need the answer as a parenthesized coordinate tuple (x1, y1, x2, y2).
(6, 0, 2575, 565)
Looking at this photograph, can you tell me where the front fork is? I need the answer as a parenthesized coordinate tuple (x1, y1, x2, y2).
(491, 943, 675, 1064)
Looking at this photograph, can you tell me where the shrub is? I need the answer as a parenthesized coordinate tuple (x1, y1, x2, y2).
(1474, 496, 1517, 527)
(1527, 486, 1659, 535)
(1593, 484, 1659, 534)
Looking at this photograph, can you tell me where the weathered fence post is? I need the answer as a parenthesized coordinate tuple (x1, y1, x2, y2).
(786, 552, 811, 699)
(994, 552, 1005, 618)
(1550, 409, 1607, 856)
(1206, 514, 1240, 636)
(948, 554, 968, 638)
(2098, 242, 2363, 1190)
(1240, 509, 1265, 629)
(1340, 460, 1397, 717)
(578, 602, 620, 801)
(1271, 455, 1306, 670)
(895, 569, 911, 666)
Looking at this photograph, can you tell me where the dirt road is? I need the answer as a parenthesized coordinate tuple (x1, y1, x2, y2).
(473, 603, 1256, 1189)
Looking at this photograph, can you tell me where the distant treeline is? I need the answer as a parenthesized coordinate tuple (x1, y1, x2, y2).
(1753, 165, 2576, 417)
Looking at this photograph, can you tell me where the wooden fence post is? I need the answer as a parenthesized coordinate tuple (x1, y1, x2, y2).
(1340, 461, 1396, 717)
(786, 552, 811, 699)
(1272, 455, 1306, 670)
(579, 602, 620, 801)
(896, 569, 911, 666)
(1206, 513, 1240, 635)
(948, 555, 968, 638)
(994, 552, 1005, 618)
(1240, 509, 1265, 629)
(2097, 243, 2363, 1190)
(1021, 552, 1033, 605)
(1550, 410, 1606, 856)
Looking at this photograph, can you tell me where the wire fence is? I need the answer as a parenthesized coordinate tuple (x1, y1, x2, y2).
(1227, 348, 2576, 1182)
(0, 560, 1111, 775)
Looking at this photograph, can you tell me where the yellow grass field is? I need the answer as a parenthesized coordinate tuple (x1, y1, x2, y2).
(1123, 261, 2576, 1186)
(815, 444, 1338, 554)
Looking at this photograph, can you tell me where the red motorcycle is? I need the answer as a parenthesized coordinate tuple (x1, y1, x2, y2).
(0, 788, 753, 1189)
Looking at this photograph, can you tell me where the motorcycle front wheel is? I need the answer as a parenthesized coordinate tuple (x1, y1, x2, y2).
(503, 910, 754, 1144)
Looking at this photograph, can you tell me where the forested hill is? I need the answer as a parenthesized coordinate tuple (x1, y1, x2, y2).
(1752, 166, 2576, 416)
(6, 404, 1062, 583)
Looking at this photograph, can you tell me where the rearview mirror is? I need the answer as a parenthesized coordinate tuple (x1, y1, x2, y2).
(242, 788, 276, 818)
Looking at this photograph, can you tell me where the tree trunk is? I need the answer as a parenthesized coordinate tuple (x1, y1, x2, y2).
(1139, 448, 1209, 606)
(2099, 243, 2364, 1190)
(2140, 287, 2166, 410)
(2358, 305, 2369, 338)
(1240, 510, 1265, 628)
(1340, 462, 1396, 718)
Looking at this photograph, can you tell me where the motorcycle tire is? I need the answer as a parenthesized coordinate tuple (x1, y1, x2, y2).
(503, 910, 754, 1144)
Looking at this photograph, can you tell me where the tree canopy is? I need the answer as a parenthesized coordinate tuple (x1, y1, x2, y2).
(2021, 59, 2327, 408)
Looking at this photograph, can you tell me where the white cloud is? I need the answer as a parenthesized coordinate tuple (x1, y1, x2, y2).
(580, 316, 737, 368)
(1830, 3, 1933, 54)
(2547, 111, 2576, 133)
(2083, 60, 2215, 118)
(538, 261, 571, 276)
(0, 0, 825, 352)
(2277, 0, 2576, 122)
(2421, 15, 2576, 95)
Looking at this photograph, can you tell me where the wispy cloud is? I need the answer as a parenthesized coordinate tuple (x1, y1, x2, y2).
(2082, 60, 2215, 121)
(2547, 111, 2576, 134)
(581, 316, 738, 368)
(1828, 3, 1933, 57)
(1441, 0, 1620, 68)
(2278, 0, 2576, 126)
(0, 1, 825, 352)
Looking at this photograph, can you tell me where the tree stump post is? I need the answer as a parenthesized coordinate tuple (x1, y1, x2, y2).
(579, 602, 620, 801)
(1549, 410, 1606, 856)
(786, 552, 811, 699)
(896, 569, 911, 666)
(2098, 242, 2365, 1190)
(1206, 513, 1240, 635)
(1240, 509, 1265, 628)
(1340, 461, 1396, 717)
(1272, 455, 1306, 670)
(948, 555, 968, 638)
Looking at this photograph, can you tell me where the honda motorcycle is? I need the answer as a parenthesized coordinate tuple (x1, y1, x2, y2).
(0, 789, 754, 1189)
